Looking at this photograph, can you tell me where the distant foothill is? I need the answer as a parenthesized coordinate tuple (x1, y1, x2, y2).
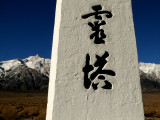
(0, 55, 160, 92)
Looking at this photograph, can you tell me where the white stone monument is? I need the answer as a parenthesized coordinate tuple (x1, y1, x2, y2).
(46, 0, 144, 119)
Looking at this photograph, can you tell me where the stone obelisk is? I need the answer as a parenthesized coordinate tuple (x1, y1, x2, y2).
(46, 0, 144, 120)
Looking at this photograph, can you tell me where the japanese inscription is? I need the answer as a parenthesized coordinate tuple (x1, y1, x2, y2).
(82, 5, 112, 44)
(83, 51, 116, 90)
(82, 5, 115, 90)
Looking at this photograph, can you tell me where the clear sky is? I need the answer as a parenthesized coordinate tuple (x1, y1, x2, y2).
(0, 0, 160, 64)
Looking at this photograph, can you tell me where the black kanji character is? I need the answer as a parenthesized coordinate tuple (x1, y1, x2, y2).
(82, 5, 112, 44)
(82, 5, 112, 20)
(88, 21, 106, 44)
(83, 54, 94, 89)
(82, 51, 116, 90)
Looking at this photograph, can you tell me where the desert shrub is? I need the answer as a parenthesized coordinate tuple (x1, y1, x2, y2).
(1, 107, 18, 120)
(35, 108, 46, 120)
(0, 91, 48, 120)
(17, 106, 40, 118)
(27, 107, 40, 116)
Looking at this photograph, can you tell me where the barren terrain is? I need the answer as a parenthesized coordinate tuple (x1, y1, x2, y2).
(0, 91, 159, 120)
(0, 91, 47, 120)
(143, 92, 160, 120)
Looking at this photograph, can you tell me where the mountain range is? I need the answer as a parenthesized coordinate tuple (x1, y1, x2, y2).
(139, 62, 160, 93)
(0, 55, 50, 91)
(0, 55, 160, 92)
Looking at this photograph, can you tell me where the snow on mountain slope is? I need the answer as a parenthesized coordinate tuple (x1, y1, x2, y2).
(1, 55, 160, 91)
(24, 55, 50, 77)
(139, 62, 160, 92)
(1, 56, 160, 81)
(139, 62, 160, 82)
(1, 56, 160, 80)
(0, 54, 50, 78)
(0, 55, 50, 91)
(0, 59, 23, 71)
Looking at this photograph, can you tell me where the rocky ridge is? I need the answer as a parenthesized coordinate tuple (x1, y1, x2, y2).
(0, 55, 50, 91)
(0, 55, 160, 92)
(139, 62, 160, 92)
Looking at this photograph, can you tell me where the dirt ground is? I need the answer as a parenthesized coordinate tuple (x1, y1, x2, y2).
(0, 91, 159, 120)
(0, 91, 47, 120)
(143, 92, 160, 120)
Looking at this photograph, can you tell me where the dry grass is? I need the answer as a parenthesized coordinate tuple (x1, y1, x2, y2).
(0, 91, 47, 120)
(142, 92, 160, 120)
(0, 91, 160, 120)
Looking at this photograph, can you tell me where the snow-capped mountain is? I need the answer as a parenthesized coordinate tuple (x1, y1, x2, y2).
(0, 55, 50, 91)
(0, 55, 160, 92)
(139, 62, 160, 79)
(0, 54, 50, 78)
(139, 62, 160, 92)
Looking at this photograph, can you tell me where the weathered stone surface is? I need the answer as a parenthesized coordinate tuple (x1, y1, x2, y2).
(46, 0, 144, 120)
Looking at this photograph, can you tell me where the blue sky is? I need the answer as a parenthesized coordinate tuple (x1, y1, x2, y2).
(0, 0, 55, 61)
(132, 0, 160, 64)
(0, 0, 160, 64)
